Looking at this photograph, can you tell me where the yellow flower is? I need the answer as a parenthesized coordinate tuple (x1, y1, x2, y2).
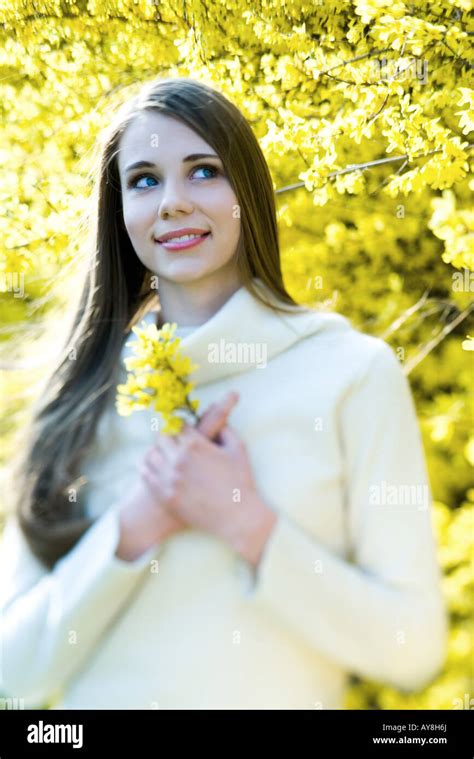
(115, 320, 201, 434)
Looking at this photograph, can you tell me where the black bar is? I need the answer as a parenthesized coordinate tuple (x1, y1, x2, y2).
(0, 708, 471, 756)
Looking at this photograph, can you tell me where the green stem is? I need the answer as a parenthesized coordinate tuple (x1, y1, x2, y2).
(162, 356, 201, 425)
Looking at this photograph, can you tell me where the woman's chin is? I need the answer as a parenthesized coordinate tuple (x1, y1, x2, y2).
(157, 262, 210, 284)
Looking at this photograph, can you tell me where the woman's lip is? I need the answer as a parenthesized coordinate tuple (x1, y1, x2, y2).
(156, 232, 211, 251)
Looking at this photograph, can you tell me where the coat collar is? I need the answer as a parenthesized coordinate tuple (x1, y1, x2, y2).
(129, 277, 350, 387)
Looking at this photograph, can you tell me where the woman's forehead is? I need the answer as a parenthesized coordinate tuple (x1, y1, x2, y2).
(118, 112, 211, 162)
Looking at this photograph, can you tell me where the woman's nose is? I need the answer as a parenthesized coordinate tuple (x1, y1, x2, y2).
(157, 180, 194, 217)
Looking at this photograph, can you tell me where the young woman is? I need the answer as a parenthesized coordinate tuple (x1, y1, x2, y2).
(0, 77, 447, 710)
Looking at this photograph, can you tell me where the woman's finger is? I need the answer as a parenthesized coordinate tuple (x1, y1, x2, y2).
(139, 457, 160, 486)
(197, 392, 239, 440)
(174, 422, 205, 453)
(141, 464, 167, 498)
(154, 430, 179, 463)
(143, 447, 164, 473)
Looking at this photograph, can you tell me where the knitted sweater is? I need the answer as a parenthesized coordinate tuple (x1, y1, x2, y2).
(0, 278, 447, 709)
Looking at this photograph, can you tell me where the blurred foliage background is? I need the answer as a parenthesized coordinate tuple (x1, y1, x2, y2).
(0, 0, 472, 710)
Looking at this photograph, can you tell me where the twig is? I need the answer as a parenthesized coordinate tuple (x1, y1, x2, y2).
(403, 304, 474, 375)
(379, 290, 431, 339)
(275, 148, 443, 194)
(308, 47, 393, 75)
(368, 157, 408, 196)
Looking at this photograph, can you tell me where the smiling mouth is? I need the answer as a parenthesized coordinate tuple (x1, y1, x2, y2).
(155, 232, 211, 251)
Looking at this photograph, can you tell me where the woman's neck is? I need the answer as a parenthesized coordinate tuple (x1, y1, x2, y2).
(156, 274, 243, 328)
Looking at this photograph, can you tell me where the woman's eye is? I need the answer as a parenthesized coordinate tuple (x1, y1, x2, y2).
(192, 164, 219, 180)
(127, 164, 219, 190)
(129, 175, 158, 190)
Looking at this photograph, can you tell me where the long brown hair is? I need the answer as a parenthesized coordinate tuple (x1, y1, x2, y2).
(9, 76, 303, 570)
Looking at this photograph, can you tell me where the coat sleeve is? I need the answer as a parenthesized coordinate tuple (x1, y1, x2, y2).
(0, 506, 159, 708)
(242, 339, 448, 693)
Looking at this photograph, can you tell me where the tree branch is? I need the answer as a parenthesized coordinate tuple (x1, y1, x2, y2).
(403, 303, 474, 375)
(275, 148, 443, 194)
(379, 290, 431, 339)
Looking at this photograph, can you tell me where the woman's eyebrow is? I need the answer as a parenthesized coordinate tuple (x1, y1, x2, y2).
(124, 154, 220, 174)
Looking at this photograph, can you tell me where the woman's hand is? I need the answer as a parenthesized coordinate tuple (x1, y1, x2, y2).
(142, 416, 277, 566)
(115, 392, 240, 561)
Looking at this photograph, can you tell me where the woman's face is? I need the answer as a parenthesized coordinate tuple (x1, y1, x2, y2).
(117, 111, 242, 286)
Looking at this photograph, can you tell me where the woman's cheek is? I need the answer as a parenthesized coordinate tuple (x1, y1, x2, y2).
(123, 201, 153, 241)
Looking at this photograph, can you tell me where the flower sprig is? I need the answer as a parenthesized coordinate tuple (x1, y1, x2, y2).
(115, 320, 200, 435)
